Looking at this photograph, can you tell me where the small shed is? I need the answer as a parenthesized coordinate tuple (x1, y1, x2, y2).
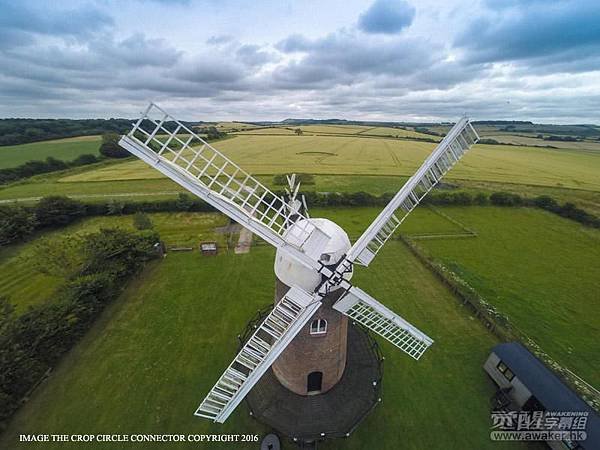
(199, 241, 218, 256)
(484, 342, 599, 450)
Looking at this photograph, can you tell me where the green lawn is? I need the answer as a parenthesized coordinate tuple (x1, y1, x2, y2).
(0, 212, 229, 313)
(411, 206, 600, 386)
(0, 228, 533, 450)
(0, 136, 102, 169)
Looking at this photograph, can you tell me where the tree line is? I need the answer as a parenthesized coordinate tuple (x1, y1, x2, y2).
(0, 119, 208, 147)
(0, 228, 159, 424)
(1, 189, 598, 249)
(0, 118, 133, 147)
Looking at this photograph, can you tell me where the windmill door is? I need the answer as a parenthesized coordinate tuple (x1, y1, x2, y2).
(307, 371, 323, 394)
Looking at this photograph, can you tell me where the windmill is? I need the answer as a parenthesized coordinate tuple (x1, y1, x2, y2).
(119, 104, 479, 429)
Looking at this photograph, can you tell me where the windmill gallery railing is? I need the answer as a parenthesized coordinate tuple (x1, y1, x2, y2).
(238, 304, 385, 442)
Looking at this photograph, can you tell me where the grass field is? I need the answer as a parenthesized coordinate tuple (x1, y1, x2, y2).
(0, 125, 597, 449)
(0, 207, 536, 450)
(411, 206, 600, 386)
(57, 135, 600, 192)
(483, 134, 600, 152)
(234, 127, 298, 135)
(0, 212, 229, 314)
(0, 135, 102, 169)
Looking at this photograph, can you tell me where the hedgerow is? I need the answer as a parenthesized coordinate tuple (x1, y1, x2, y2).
(0, 228, 159, 424)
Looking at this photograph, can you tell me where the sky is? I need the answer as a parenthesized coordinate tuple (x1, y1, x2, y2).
(0, 0, 599, 123)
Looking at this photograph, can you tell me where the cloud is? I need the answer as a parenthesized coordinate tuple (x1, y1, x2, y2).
(358, 0, 415, 34)
(236, 44, 279, 67)
(456, 0, 600, 67)
(207, 35, 235, 46)
(0, 0, 113, 47)
(274, 30, 475, 91)
(0, 0, 598, 123)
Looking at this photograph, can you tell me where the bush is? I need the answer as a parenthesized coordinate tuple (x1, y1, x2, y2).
(34, 196, 85, 227)
(533, 195, 560, 212)
(0, 229, 159, 422)
(99, 133, 130, 158)
(71, 154, 99, 166)
(557, 202, 598, 227)
(490, 192, 523, 206)
(0, 154, 100, 185)
(175, 193, 194, 211)
(0, 205, 36, 246)
(133, 212, 153, 230)
(478, 138, 499, 145)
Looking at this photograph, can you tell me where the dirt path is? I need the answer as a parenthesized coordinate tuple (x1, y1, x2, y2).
(0, 191, 182, 204)
(234, 226, 253, 254)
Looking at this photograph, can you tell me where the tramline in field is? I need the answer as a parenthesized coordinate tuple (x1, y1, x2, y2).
(119, 103, 479, 432)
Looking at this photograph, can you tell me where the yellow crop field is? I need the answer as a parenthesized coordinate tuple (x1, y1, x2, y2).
(59, 134, 600, 191)
(484, 134, 600, 151)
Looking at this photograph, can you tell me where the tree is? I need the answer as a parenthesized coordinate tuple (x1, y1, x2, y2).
(490, 192, 522, 206)
(534, 195, 559, 211)
(294, 128, 303, 136)
(175, 193, 193, 211)
(106, 199, 125, 215)
(133, 212, 153, 230)
(34, 196, 85, 227)
(99, 133, 130, 158)
(71, 154, 99, 166)
(0, 205, 36, 246)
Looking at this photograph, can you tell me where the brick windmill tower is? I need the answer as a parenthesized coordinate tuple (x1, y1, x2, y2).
(119, 103, 479, 439)
(272, 175, 352, 395)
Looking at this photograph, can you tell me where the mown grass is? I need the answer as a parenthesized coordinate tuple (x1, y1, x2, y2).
(414, 206, 600, 386)
(0, 206, 452, 314)
(0, 212, 534, 450)
(0, 135, 102, 169)
(0, 212, 229, 313)
(58, 135, 600, 192)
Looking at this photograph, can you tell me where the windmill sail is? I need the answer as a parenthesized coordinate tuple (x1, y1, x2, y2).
(346, 118, 479, 266)
(119, 103, 329, 267)
(333, 287, 433, 360)
(195, 286, 321, 423)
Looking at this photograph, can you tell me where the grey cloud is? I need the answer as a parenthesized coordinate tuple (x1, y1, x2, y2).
(273, 31, 471, 91)
(236, 44, 279, 67)
(358, 0, 415, 34)
(0, 0, 113, 45)
(276, 34, 314, 53)
(456, 0, 600, 66)
(89, 34, 181, 68)
(0, 0, 598, 123)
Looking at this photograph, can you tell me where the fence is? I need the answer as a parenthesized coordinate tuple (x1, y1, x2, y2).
(399, 234, 600, 412)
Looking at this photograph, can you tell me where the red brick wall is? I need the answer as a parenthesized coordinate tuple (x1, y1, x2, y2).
(272, 279, 348, 395)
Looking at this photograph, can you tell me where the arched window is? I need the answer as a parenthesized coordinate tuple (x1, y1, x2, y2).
(310, 318, 327, 335)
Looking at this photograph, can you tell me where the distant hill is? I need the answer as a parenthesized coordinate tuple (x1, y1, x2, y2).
(0, 118, 206, 147)
(2, 117, 598, 147)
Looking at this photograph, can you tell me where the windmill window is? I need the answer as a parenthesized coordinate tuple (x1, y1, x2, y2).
(310, 319, 327, 335)
(319, 253, 332, 263)
(497, 360, 515, 381)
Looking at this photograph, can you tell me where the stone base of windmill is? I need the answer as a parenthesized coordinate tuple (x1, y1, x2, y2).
(243, 318, 384, 445)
